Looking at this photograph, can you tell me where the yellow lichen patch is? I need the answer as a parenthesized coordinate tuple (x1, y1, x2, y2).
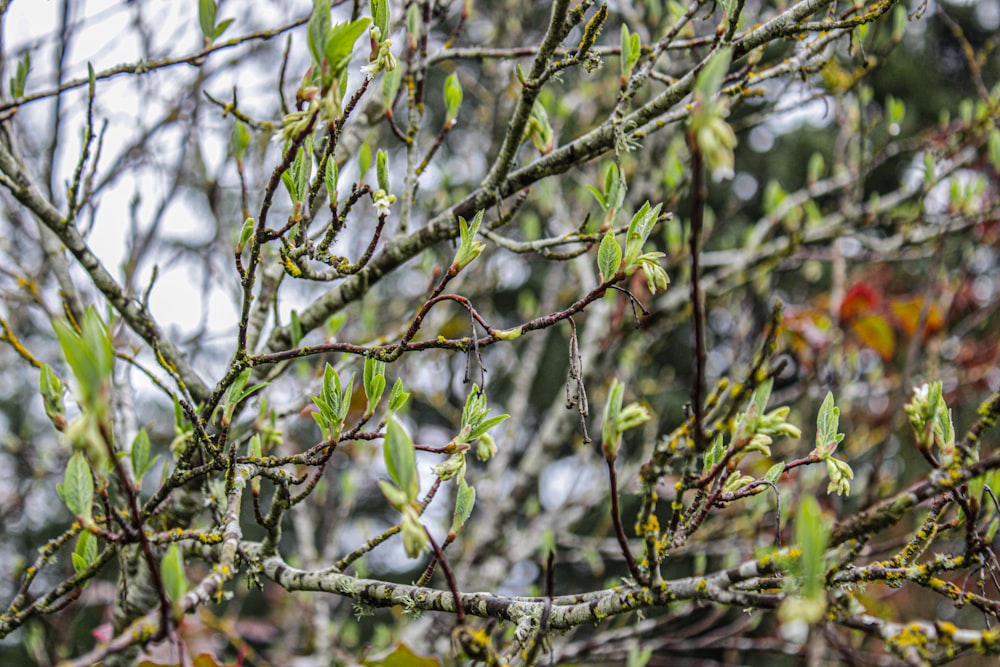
(935, 620, 958, 638)
(281, 256, 302, 277)
(892, 623, 930, 650)
(974, 626, 1000, 653)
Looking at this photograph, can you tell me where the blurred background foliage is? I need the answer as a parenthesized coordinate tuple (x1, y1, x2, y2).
(1, 0, 999, 664)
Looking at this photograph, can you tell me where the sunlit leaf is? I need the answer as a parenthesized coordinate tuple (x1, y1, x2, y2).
(850, 314, 895, 361)
(889, 296, 945, 338)
(361, 641, 442, 667)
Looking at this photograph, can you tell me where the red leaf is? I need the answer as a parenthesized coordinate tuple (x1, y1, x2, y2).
(840, 283, 880, 321)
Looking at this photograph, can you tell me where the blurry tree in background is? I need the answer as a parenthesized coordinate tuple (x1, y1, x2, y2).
(1, 0, 1000, 665)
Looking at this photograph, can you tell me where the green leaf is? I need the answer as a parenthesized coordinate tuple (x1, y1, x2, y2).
(213, 17, 234, 41)
(628, 34, 641, 67)
(585, 185, 606, 209)
(173, 395, 185, 432)
(886, 95, 905, 128)
(248, 434, 262, 458)
(378, 478, 409, 509)
(308, 0, 331, 67)
(406, 2, 421, 36)
(364, 356, 387, 411)
(891, 4, 908, 41)
(988, 129, 1000, 172)
(384, 415, 419, 502)
(358, 143, 372, 182)
(626, 643, 653, 667)
(764, 462, 784, 483)
(452, 210, 486, 271)
(449, 479, 476, 536)
(383, 67, 402, 115)
(60, 452, 94, 521)
(325, 158, 339, 207)
(131, 428, 152, 483)
(326, 312, 347, 338)
(220, 368, 269, 427)
(815, 391, 844, 456)
(8, 52, 29, 98)
(292, 141, 312, 204)
(620, 25, 641, 79)
(311, 411, 332, 441)
(400, 506, 428, 558)
(607, 165, 626, 211)
(198, 0, 217, 41)
(39, 363, 66, 428)
(358, 144, 372, 181)
(604, 162, 617, 196)
(376, 149, 390, 193)
(807, 153, 825, 183)
(703, 433, 724, 473)
(597, 232, 622, 282)
(986, 518, 1000, 545)
(281, 169, 297, 202)
(325, 18, 372, 77)
(338, 372, 356, 422)
(388, 378, 410, 412)
(794, 495, 828, 601)
(53, 307, 114, 411)
(162, 543, 188, 616)
(290, 310, 303, 348)
(370, 0, 390, 40)
(623, 202, 662, 270)
(523, 100, 553, 153)
(762, 180, 786, 214)
(322, 364, 343, 412)
(751, 378, 773, 421)
(444, 72, 463, 121)
(73, 531, 98, 574)
(620, 25, 631, 79)
(369, 377, 386, 411)
(71, 552, 88, 576)
(237, 217, 255, 254)
(314, 364, 342, 423)
(694, 47, 731, 99)
(468, 413, 508, 440)
(601, 379, 625, 461)
(231, 121, 250, 162)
